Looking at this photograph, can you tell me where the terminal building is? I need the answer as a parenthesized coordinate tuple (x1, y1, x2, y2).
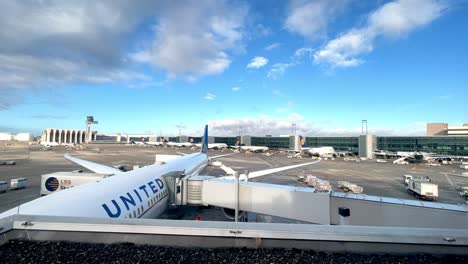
(38, 119, 467, 156)
(427, 123, 468, 136)
(190, 134, 468, 156)
(40, 128, 97, 144)
(90, 132, 468, 157)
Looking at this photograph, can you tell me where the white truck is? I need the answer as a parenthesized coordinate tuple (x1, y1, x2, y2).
(10, 178, 28, 190)
(41, 171, 110, 195)
(403, 175, 431, 186)
(0, 181, 8, 193)
(406, 179, 438, 201)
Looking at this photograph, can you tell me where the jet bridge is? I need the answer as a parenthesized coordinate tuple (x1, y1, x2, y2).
(177, 176, 468, 229)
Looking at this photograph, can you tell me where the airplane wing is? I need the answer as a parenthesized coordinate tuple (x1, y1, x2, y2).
(64, 154, 122, 175)
(209, 153, 236, 160)
(220, 159, 321, 180)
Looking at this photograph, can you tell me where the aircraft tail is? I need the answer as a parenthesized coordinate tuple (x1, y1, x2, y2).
(201, 125, 208, 154)
(300, 136, 308, 149)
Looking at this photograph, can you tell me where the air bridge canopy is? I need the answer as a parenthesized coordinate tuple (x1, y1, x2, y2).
(330, 192, 468, 229)
(196, 178, 468, 229)
(202, 179, 331, 224)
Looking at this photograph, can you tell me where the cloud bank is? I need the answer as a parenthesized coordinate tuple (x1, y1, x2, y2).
(313, 0, 448, 68)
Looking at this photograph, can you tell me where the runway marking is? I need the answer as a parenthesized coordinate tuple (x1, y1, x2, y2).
(443, 173, 454, 187)
(260, 158, 275, 168)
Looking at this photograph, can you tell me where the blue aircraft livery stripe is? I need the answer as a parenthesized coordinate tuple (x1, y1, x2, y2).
(139, 192, 169, 218)
(101, 178, 165, 218)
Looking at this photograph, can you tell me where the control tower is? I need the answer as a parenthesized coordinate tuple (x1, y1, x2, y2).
(85, 116, 98, 143)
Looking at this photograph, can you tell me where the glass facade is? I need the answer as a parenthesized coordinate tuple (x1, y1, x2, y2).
(173, 135, 468, 155)
(305, 137, 359, 152)
(168, 137, 178, 142)
(214, 137, 239, 145)
(250, 137, 290, 149)
(377, 136, 468, 156)
(186, 136, 202, 143)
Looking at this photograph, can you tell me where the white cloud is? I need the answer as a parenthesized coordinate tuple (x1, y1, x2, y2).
(368, 0, 448, 36)
(0, 1, 168, 109)
(0, 1, 251, 109)
(133, 1, 248, 79)
(232, 86, 241, 92)
(313, 29, 373, 67)
(265, 43, 281, 51)
(204, 115, 426, 136)
(314, 0, 448, 68)
(204, 92, 216, 100)
(267, 63, 293, 79)
(285, 0, 350, 39)
(0, 54, 151, 89)
(161, 116, 426, 137)
(247, 56, 269, 69)
(267, 47, 312, 79)
(208, 114, 309, 136)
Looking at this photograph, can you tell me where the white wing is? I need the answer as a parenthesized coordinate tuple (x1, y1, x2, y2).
(221, 159, 321, 180)
(64, 154, 122, 175)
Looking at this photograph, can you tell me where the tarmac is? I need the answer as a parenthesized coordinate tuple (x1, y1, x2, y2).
(1, 142, 468, 220)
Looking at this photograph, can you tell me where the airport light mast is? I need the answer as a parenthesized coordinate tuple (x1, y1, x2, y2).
(361, 120, 368, 135)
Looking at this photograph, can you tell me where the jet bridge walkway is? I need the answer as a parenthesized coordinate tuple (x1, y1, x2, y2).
(181, 176, 468, 229)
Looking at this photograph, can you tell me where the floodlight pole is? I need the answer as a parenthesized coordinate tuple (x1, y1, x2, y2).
(234, 171, 239, 223)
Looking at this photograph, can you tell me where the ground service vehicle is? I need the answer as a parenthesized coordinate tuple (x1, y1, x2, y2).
(407, 179, 438, 200)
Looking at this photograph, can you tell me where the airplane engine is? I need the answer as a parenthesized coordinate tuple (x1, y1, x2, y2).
(221, 208, 246, 220)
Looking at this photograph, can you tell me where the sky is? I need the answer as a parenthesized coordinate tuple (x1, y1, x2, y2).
(0, 0, 467, 137)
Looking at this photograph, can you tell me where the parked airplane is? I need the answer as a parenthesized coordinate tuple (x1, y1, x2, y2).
(298, 136, 336, 157)
(195, 143, 229, 150)
(0, 126, 319, 220)
(231, 145, 269, 153)
(241, 146, 269, 152)
(144, 141, 165, 146)
(373, 150, 400, 159)
(375, 148, 459, 164)
(166, 142, 193, 148)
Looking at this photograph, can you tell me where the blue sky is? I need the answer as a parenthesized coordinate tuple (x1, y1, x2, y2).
(0, 0, 466, 136)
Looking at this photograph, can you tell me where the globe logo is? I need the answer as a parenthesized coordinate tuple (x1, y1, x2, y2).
(45, 177, 59, 192)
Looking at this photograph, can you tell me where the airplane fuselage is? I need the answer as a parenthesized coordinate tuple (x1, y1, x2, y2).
(0, 152, 208, 220)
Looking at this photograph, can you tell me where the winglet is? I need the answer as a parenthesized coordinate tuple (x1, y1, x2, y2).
(201, 125, 208, 154)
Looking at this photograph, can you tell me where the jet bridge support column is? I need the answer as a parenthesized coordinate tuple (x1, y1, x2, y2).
(234, 172, 239, 222)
